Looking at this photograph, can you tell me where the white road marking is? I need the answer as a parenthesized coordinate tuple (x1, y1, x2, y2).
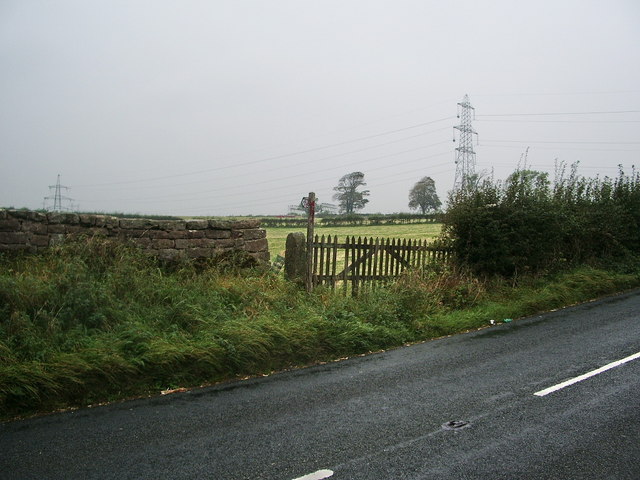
(292, 469, 334, 480)
(534, 351, 640, 397)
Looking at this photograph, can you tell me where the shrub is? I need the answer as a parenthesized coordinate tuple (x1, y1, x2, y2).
(443, 164, 640, 277)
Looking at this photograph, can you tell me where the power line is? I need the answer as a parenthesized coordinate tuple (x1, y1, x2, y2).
(85, 149, 453, 206)
(476, 162, 629, 171)
(479, 145, 640, 159)
(477, 109, 640, 117)
(480, 144, 639, 153)
(76, 148, 454, 212)
(367, 160, 454, 187)
(74, 116, 455, 188)
(476, 119, 640, 124)
(472, 90, 640, 98)
(483, 140, 640, 145)
(73, 131, 448, 192)
(74, 139, 452, 205)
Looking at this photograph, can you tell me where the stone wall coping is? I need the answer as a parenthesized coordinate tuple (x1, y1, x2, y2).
(0, 210, 262, 231)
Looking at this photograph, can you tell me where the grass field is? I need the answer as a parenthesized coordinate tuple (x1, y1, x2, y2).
(266, 223, 443, 258)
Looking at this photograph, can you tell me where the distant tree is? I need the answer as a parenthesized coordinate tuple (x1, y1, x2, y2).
(333, 172, 370, 214)
(408, 176, 441, 214)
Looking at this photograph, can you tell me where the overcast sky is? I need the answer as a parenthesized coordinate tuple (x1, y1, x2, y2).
(1, 0, 639, 216)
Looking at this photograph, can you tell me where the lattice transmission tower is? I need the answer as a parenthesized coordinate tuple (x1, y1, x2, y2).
(453, 94, 478, 191)
(44, 174, 73, 212)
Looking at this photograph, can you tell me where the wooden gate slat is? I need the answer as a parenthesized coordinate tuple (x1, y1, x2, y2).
(319, 234, 325, 286)
(372, 237, 380, 290)
(383, 238, 390, 278)
(352, 236, 360, 296)
(365, 237, 372, 289)
(342, 236, 350, 294)
(312, 234, 319, 286)
(330, 235, 337, 289)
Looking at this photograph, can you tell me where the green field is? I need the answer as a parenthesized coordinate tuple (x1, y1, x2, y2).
(266, 223, 443, 258)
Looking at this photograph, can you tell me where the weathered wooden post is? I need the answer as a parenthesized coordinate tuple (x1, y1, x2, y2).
(305, 192, 316, 293)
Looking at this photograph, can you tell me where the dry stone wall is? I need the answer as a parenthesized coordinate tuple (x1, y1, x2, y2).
(0, 209, 269, 263)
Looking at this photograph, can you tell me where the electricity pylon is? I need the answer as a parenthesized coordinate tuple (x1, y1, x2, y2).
(453, 94, 478, 191)
(44, 174, 73, 212)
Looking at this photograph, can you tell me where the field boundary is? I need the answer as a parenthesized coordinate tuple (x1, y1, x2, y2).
(0, 209, 270, 262)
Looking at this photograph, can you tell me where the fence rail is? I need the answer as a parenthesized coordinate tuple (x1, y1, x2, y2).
(311, 235, 452, 295)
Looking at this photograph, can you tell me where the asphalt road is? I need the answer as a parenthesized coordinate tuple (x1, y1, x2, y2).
(2, 290, 639, 480)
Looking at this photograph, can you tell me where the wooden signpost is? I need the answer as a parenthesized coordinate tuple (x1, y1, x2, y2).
(304, 192, 316, 293)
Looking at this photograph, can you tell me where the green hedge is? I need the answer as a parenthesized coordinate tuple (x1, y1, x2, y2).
(443, 165, 640, 276)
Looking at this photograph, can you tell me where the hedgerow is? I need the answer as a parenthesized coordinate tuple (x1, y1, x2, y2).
(442, 164, 640, 276)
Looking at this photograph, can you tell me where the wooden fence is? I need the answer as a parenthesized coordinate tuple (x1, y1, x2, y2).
(310, 235, 452, 295)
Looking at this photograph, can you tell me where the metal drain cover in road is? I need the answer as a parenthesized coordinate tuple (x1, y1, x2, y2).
(442, 420, 470, 430)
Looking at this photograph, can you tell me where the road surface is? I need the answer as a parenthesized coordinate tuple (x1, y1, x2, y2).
(2, 290, 639, 479)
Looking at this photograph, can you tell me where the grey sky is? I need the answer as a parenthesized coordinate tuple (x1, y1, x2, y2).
(1, 0, 639, 216)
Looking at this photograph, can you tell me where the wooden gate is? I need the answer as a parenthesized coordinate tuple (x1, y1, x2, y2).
(311, 235, 452, 295)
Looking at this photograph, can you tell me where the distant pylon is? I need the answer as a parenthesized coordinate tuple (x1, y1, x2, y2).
(453, 94, 479, 191)
(44, 174, 73, 212)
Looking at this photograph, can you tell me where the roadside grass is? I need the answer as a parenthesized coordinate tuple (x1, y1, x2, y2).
(415, 266, 640, 338)
(267, 223, 443, 258)
(1, 238, 638, 421)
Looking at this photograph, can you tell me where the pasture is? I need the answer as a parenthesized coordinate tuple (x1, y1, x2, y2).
(266, 222, 443, 258)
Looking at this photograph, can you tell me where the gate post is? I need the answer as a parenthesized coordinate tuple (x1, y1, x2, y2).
(284, 232, 306, 285)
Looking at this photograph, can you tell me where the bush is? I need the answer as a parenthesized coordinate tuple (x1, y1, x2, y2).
(443, 165, 640, 277)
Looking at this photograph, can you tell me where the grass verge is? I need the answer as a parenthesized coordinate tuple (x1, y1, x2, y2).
(1, 238, 638, 421)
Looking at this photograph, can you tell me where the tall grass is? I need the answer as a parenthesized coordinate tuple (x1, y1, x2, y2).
(1, 236, 639, 420)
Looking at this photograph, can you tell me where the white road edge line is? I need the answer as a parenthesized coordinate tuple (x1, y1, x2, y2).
(292, 469, 334, 480)
(534, 351, 640, 397)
